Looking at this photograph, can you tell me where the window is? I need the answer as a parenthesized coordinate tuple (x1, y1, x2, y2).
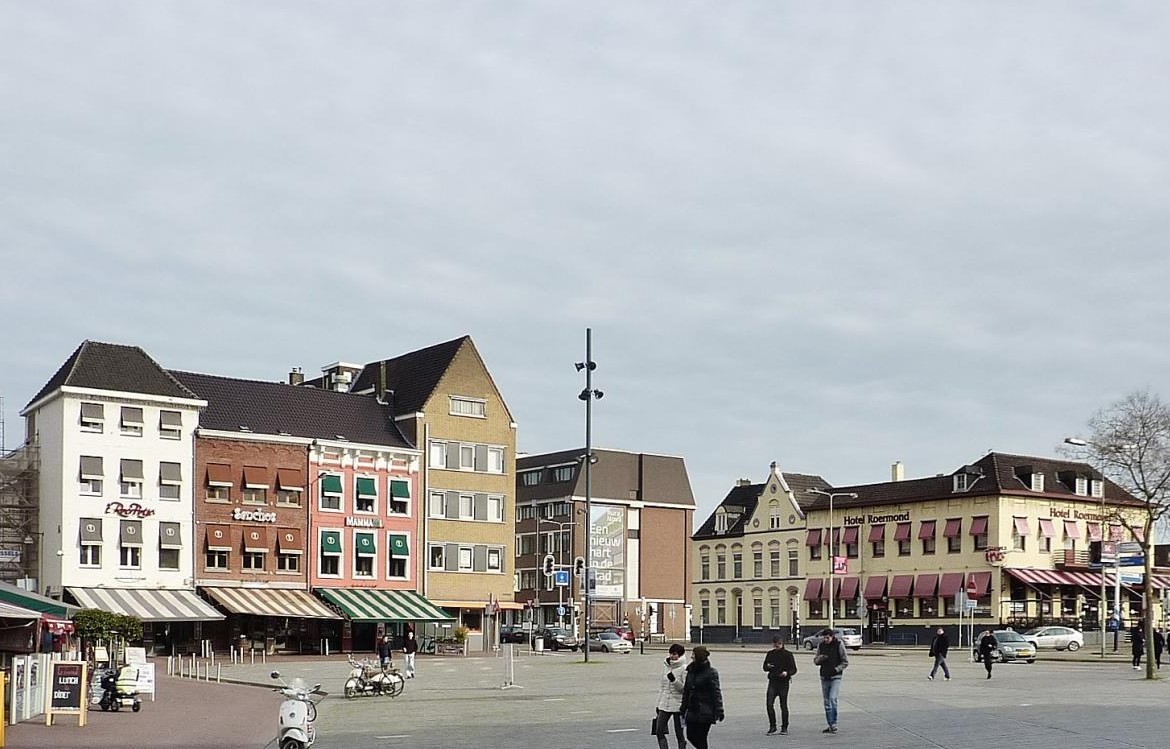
(277, 489, 302, 507)
(552, 466, 573, 482)
(243, 552, 265, 570)
(715, 512, 729, 533)
(771, 550, 782, 577)
(521, 470, 542, 486)
(732, 552, 743, 578)
(80, 545, 101, 566)
(119, 459, 143, 499)
(459, 444, 475, 470)
(488, 495, 503, 522)
(1041, 533, 1052, 553)
(770, 594, 781, 627)
(429, 545, 445, 570)
(487, 548, 502, 572)
(1075, 476, 1088, 496)
(450, 396, 486, 417)
(769, 501, 781, 529)
(700, 554, 710, 580)
(271, 553, 297, 572)
(753, 550, 763, 578)
(159, 548, 180, 570)
(953, 473, 969, 492)
(700, 599, 710, 625)
(516, 534, 536, 556)
(159, 461, 182, 500)
(753, 596, 763, 627)
(80, 455, 103, 496)
(80, 402, 104, 432)
(429, 441, 448, 469)
(872, 540, 885, 558)
(459, 494, 474, 519)
(898, 538, 911, 556)
(159, 410, 182, 439)
(389, 479, 410, 514)
(429, 492, 445, 518)
(80, 478, 103, 495)
(947, 535, 961, 553)
(120, 406, 144, 436)
(715, 592, 726, 624)
(809, 599, 824, 619)
(1031, 473, 1045, 492)
(787, 548, 799, 577)
(205, 551, 228, 570)
(206, 486, 229, 502)
(242, 487, 267, 505)
(487, 447, 504, 474)
(810, 542, 822, 561)
(120, 546, 141, 568)
(846, 539, 859, 559)
(516, 504, 536, 521)
(922, 536, 936, 555)
(458, 546, 473, 571)
(1091, 480, 1104, 498)
(518, 569, 539, 590)
(355, 555, 374, 577)
(319, 473, 342, 511)
(355, 476, 377, 513)
(319, 531, 342, 576)
(716, 552, 726, 579)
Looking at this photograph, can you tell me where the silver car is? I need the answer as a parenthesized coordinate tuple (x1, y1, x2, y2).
(1022, 626, 1083, 652)
(974, 630, 1037, 663)
(802, 627, 863, 651)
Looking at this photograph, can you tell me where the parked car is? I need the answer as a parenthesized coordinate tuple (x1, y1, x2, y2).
(973, 630, 1036, 663)
(586, 631, 632, 653)
(594, 626, 636, 642)
(801, 627, 863, 651)
(533, 627, 579, 651)
(1022, 626, 1083, 652)
(499, 625, 527, 644)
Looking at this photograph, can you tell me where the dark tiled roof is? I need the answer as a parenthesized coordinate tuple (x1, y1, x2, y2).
(516, 448, 696, 507)
(350, 337, 468, 414)
(802, 452, 1140, 511)
(25, 340, 197, 409)
(692, 470, 832, 540)
(171, 371, 413, 449)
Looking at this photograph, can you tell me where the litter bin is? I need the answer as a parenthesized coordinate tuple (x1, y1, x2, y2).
(534, 637, 544, 653)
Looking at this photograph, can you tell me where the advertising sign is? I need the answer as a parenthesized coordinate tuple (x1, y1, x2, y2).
(45, 661, 87, 726)
(589, 506, 626, 599)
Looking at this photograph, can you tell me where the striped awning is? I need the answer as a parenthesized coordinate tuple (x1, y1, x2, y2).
(1006, 568, 1170, 591)
(315, 588, 454, 622)
(67, 587, 224, 622)
(202, 587, 339, 619)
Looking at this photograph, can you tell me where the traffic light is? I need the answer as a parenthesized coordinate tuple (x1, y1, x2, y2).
(573, 556, 585, 578)
(543, 554, 555, 576)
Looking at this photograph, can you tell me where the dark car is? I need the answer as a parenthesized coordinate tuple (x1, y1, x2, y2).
(533, 627, 579, 651)
(499, 625, 527, 644)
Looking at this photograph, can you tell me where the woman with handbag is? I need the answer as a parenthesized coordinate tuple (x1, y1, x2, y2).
(680, 646, 723, 749)
(654, 643, 688, 749)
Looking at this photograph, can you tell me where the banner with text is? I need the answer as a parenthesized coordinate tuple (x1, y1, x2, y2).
(589, 506, 626, 599)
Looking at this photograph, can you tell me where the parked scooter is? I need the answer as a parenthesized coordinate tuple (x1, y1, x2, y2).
(343, 655, 404, 698)
(98, 664, 142, 713)
(271, 670, 324, 749)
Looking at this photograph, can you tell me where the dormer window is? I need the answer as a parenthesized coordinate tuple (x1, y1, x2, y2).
(1091, 479, 1104, 498)
(715, 511, 729, 533)
(1075, 476, 1088, 496)
(954, 474, 969, 492)
(1031, 473, 1045, 492)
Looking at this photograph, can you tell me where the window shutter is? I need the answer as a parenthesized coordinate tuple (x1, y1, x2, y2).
(473, 545, 488, 571)
(474, 493, 488, 521)
(474, 444, 488, 471)
(446, 443, 460, 469)
(445, 491, 459, 519)
(444, 543, 459, 571)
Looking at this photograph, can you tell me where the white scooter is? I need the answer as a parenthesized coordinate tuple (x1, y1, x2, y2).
(271, 670, 324, 749)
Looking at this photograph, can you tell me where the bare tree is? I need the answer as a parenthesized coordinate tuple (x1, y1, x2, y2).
(1072, 389, 1170, 680)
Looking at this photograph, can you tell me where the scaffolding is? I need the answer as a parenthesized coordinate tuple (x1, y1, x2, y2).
(0, 394, 40, 586)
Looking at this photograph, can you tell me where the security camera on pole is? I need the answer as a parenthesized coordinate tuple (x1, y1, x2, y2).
(575, 329, 603, 663)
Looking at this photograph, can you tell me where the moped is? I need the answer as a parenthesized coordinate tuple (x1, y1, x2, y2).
(271, 670, 324, 749)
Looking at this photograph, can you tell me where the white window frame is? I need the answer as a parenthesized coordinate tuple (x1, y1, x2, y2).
(388, 479, 410, 515)
(80, 544, 101, 567)
(318, 529, 343, 578)
(1031, 473, 1045, 492)
(1091, 480, 1105, 498)
(386, 531, 410, 579)
(521, 471, 542, 486)
(205, 550, 228, 571)
(428, 491, 445, 519)
(954, 474, 969, 492)
(459, 444, 475, 470)
(458, 493, 474, 520)
(158, 547, 180, 570)
(429, 441, 448, 469)
(277, 489, 302, 507)
(449, 396, 486, 418)
(458, 546, 474, 571)
(120, 408, 144, 437)
(159, 482, 181, 501)
(487, 547, 502, 572)
(428, 544, 445, 571)
(119, 545, 141, 569)
(488, 495, 503, 523)
(1075, 477, 1088, 496)
(120, 480, 142, 499)
(206, 486, 230, 503)
(159, 411, 182, 440)
(354, 475, 378, 514)
(79, 404, 104, 433)
(277, 553, 300, 573)
(242, 487, 267, 506)
(319, 473, 343, 512)
(243, 551, 265, 571)
(80, 478, 103, 496)
(487, 447, 505, 474)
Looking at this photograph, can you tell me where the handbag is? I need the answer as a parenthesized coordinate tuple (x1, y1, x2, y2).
(651, 716, 660, 735)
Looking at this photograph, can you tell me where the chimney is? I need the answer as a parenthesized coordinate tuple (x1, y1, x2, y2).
(736, 478, 752, 487)
(891, 461, 904, 482)
(288, 367, 304, 386)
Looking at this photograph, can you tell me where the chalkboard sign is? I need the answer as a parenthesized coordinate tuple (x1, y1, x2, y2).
(45, 661, 88, 727)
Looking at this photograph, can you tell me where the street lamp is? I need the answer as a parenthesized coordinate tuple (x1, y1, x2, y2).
(576, 328, 603, 663)
(807, 489, 858, 631)
(538, 518, 576, 627)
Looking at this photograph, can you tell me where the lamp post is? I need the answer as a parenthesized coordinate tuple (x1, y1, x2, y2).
(807, 489, 858, 631)
(538, 518, 576, 627)
(576, 328, 603, 663)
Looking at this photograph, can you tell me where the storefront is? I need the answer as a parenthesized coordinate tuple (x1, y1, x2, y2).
(66, 587, 224, 655)
(315, 588, 454, 652)
(200, 585, 341, 654)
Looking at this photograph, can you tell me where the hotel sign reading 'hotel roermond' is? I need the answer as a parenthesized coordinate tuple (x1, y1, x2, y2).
(841, 512, 912, 527)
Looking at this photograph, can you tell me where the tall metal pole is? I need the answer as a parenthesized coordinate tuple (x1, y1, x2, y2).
(808, 489, 857, 634)
(583, 328, 594, 663)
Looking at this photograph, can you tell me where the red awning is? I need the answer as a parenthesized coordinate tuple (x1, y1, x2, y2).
(803, 579, 823, 601)
(969, 516, 989, 536)
(806, 529, 822, 547)
(1087, 522, 1102, 542)
(966, 570, 992, 596)
(821, 578, 840, 601)
(893, 523, 912, 542)
(889, 574, 914, 598)
(863, 576, 887, 599)
(938, 572, 964, 597)
(868, 524, 885, 542)
(830, 528, 841, 546)
(913, 573, 939, 598)
(918, 520, 936, 540)
(1064, 520, 1081, 539)
(1038, 519, 1055, 538)
(842, 527, 859, 545)
(1109, 524, 1123, 541)
(1013, 517, 1031, 536)
(942, 519, 962, 538)
(839, 576, 859, 601)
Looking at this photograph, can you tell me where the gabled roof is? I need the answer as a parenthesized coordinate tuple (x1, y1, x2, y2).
(24, 340, 198, 411)
(516, 448, 695, 507)
(802, 451, 1141, 511)
(350, 337, 468, 415)
(692, 470, 832, 540)
(171, 370, 414, 450)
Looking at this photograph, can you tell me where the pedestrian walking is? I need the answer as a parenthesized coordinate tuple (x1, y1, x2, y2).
(927, 627, 951, 681)
(377, 635, 393, 670)
(681, 646, 723, 749)
(813, 628, 849, 734)
(1154, 628, 1164, 669)
(653, 643, 688, 749)
(403, 629, 418, 678)
(762, 635, 797, 735)
(1131, 623, 1144, 670)
(977, 629, 997, 679)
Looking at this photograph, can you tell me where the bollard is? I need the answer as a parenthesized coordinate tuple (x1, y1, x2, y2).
(190, 653, 196, 680)
(167, 655, 173, 676)
(216, 664, 221, 683)
(250, 648, 255, 665)
(640, 640, 644, 655)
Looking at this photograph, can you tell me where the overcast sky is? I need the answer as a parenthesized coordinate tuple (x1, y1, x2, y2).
(3, 3, 1170, 527)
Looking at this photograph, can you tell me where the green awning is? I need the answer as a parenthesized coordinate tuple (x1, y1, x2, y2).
(320, 474, 343, 494)
(0, 581, 80, 619)
(320, 531, 342, 553)
(390, 479, 410, 498)
(389, 534, 409, 556)
(315, 588, 454, 622)
(355, 532, 376, 556)
(356, 477, 376, 497)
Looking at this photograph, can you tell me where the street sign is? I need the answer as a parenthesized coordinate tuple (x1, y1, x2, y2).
(832, 556, 848, 575)
(966, 580, 978, 598)
(964, 599, 978, 611)
(554, 570, 569, 587)
(557, 605, 566, 617)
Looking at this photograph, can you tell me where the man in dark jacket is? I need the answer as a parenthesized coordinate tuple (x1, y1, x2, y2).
(928, 627, 951, 681)
(978, 630, 998, 679)
(681, 646, 724, 749)
(814, 629, 848, 734)
(762, 635, 797, 735)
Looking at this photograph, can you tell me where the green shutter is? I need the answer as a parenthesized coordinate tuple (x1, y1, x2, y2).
(321, 474, 343, 494)
(320, 532, 342, 553)
(390, 479, 410, 499)
(356, 477, 376, 498)
(389, 534, 409, 556)
(356, 532, 376, 555)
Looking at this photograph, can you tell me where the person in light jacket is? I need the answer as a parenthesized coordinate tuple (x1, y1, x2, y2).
(681, 646, 723, 749)
(654, 643, 688, 749)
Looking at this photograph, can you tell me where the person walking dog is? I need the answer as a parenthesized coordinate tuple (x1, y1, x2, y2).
(927, 627, 951, 681)
(762, 635, 797, 735)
